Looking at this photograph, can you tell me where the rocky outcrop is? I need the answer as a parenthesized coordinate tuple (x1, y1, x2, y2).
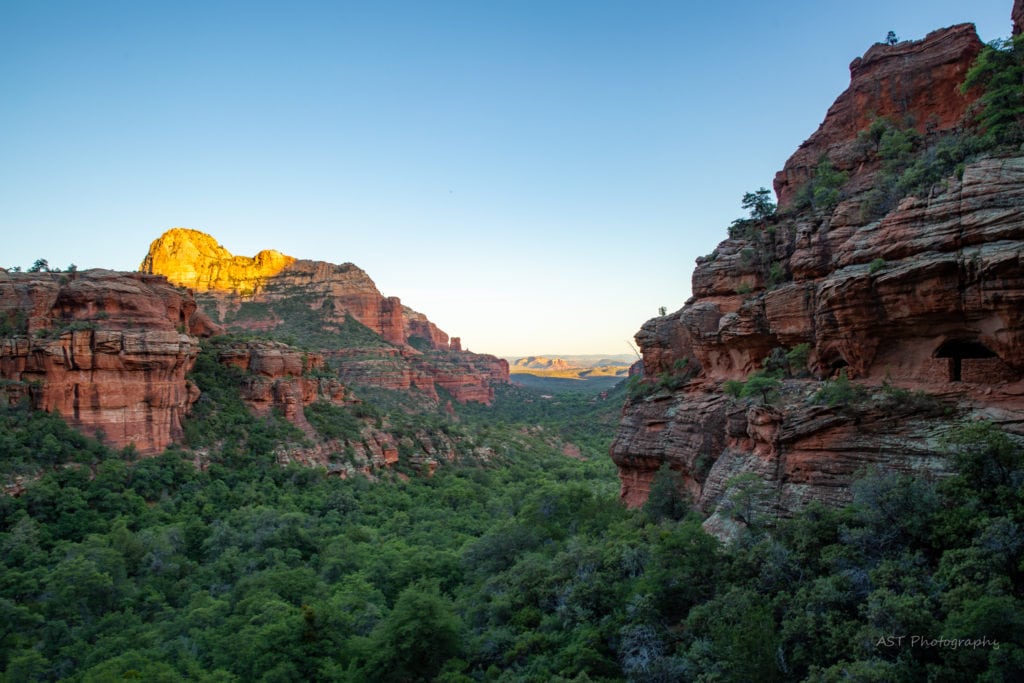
(141, 228, 448, 351)
(215, 340, 348, 428)
(404, 307, 450, 349)
(0, 270, 216, 453)
(613, 18, 1024, 518)
(140, 228, 295, 295)
(329, 347, 509, 404)
(680, 157, 1024, 382)
(200, 338, 473, 477)
(140, 228, 510, 403)
(773, 24, 982, 207)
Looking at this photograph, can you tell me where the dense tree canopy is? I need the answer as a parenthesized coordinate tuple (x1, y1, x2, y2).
(1, 382, 1022, 681)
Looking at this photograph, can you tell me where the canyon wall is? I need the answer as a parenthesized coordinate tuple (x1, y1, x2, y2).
(141, 228, 450, 351)
(613, 20, 1024, 518)
(141, 228, 509, 404)
(0, 229, 509, 458)
(0, 270, 215, 453)
(773, 24, 982, 207)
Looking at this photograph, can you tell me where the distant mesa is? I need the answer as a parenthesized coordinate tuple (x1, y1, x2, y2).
(510, 355, 631, 380)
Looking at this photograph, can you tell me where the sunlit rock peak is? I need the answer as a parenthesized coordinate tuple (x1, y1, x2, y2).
(139, 227, 295, 294)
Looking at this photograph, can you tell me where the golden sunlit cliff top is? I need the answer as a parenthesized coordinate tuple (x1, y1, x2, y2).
(139, 227, 295, 294)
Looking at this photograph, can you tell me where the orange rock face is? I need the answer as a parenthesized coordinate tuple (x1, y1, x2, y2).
(140, 227, 295, 295)
(613, 22, 1024, 517)
(773, 24, 982, 207)
(329, 347, 509, 404)
(0, 270, 216, 453)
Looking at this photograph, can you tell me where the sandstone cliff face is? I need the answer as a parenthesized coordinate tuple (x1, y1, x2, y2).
(327, 347, 509, 404)
(204, 338, 463, 478)
(140, 228, 295, 295)
(773, 24, 982, 207)
(141, 228, 446, 351)
(613, 20, 1024, 518)
(0, 270, 215, 453)
(141, 228, 510, 404)
(215, 340, 348, 427)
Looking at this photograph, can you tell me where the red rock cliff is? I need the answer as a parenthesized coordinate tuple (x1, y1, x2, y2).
(215, 340, 348, 427)
(141, 228, 510, 404)
(0, 270, 216, 453)
(141, 228, 450, 351)
(774, 24, 982, 207)
(613, 18, 1024, 518)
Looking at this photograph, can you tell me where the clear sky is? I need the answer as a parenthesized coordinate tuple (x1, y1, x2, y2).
(0, 1, 1013, 357)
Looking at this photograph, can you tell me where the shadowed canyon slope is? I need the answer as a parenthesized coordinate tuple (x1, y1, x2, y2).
(612, 19, 1024, 519)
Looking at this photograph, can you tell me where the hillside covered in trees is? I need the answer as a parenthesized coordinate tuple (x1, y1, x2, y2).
(1, 374, 1022, 680)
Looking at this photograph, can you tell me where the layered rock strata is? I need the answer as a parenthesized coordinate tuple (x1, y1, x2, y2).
(210, 340, 489, 478)
(0, 270, 216, 453)
(215, 340, 348, 428)
(612, 20, 1024, 516)
(327, 347, 509, 404)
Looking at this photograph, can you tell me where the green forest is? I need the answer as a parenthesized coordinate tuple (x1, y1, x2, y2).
(1, 368, 1022, 681)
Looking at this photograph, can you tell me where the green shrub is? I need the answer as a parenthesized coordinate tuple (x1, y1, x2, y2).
(877, 381, 946, 415)
(763, 344, 811, 379)
(741, 188, 777, 220)
(793, 157, 848, 213)
(742, 370, 783, 404)
(723, 379, 745, 398)
(407, 336, 434, 352)
(941, 419, 1024, 497)
(0, 310, 28, 336)
(962, 34, 1024, 146)
(305, 401, 365, 441)
(729, 188, 777, 240)
(724, 369, 783, 405)
(785, 344, 811, 377)
(857, 117, 985, 220)
(728, 218, 755, 240)
(868, 258, 887, 274)
(644, 463, 691, 523)
(811, 369, 867, 407)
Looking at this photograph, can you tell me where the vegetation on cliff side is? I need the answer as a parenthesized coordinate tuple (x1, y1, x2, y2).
(963, 33, 1024, 147)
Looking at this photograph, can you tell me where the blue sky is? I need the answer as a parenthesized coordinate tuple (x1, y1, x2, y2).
(0, 1, 1012, 356)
